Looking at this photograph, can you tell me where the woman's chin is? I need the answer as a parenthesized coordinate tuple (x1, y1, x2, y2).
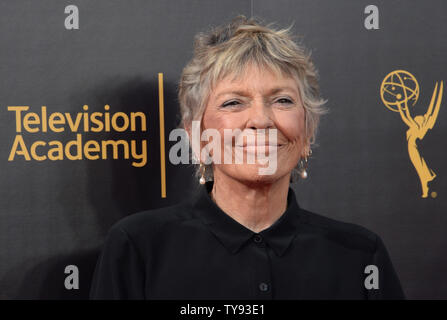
(231, 165, 285, 184)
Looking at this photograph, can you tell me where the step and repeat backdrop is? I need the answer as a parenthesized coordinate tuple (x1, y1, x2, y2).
(0, 0, 446, 299)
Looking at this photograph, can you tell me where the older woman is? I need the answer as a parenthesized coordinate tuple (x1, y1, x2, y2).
(90, 15, 404, 299)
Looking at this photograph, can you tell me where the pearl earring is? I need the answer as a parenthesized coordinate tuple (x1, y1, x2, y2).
(299, 159, 308, 179)
(299, 148, 312, 179)
(199, 163, 206, 185)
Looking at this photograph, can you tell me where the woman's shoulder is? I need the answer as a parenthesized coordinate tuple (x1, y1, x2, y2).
(106, 200, 193, 243)
(299, 208, 380, 254)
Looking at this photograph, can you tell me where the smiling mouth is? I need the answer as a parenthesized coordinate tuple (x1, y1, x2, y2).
(235, 142, 284, 147)
(236, 144, 282, 147)
(235, 144, 284, 152)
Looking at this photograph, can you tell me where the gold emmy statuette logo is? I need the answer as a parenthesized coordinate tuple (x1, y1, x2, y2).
(380, 70, 443, 198)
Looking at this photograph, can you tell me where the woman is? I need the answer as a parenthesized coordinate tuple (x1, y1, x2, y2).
(90, 15, 404, 299)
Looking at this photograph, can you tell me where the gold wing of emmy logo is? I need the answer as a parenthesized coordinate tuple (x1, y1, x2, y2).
(380, 70, 443, 198)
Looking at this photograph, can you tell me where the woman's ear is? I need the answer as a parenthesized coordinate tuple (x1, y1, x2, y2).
(301, 141, 311, 158)
(184, 123, 191, 141)
(185, 121, 203, 163)
(184, 123, 197, 163)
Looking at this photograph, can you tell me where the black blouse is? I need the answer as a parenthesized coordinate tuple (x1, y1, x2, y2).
(90, 181, 405, 299)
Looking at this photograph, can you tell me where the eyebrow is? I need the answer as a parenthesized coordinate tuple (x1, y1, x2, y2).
(215, 86, 298, 100)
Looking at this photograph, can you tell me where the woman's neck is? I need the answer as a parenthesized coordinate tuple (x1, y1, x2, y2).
(210, 170, 290, 233)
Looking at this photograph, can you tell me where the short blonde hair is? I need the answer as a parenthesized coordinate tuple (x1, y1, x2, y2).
(177, 15, 328, 182)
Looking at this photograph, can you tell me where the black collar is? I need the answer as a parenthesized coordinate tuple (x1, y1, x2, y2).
(192, 181, 305, 257)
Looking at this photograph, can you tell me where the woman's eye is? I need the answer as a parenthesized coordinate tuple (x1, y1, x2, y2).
(222, 100, 240, 107)
(276, 98, 293, 104)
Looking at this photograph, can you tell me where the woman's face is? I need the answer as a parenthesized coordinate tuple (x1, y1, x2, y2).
(201, 63, 309, 185)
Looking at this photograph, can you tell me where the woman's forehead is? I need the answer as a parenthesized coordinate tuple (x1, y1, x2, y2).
(213, 67, 299, 96)
(220, 62, 293, 83)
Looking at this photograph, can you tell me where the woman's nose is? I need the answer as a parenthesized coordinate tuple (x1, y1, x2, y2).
(246, 101, 274, 129)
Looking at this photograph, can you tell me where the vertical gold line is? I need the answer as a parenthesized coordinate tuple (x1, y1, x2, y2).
(158, 73, 167, 198)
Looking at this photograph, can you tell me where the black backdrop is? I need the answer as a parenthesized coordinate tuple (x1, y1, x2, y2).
(0, 0, 446, 299)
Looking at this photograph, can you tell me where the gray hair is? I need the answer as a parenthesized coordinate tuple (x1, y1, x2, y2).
(177, 15, 328, 183)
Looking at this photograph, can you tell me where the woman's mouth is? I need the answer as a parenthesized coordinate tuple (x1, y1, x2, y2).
(235, 143, 284, 153)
